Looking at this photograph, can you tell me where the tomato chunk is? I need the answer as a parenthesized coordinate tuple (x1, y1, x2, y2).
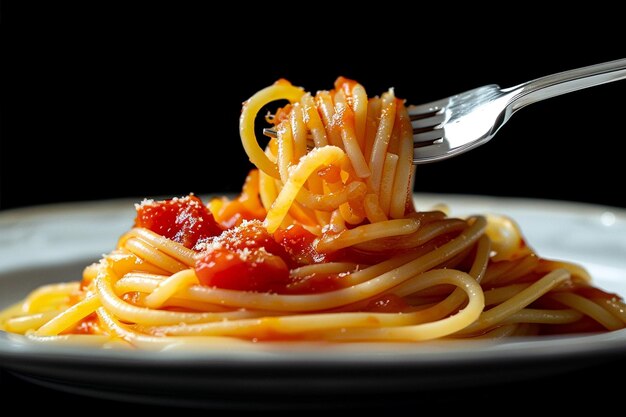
(274, 224, 324, 265)
(134, 195, 222, 249)
(195, 248, 289, 292)
(194, 220, 292, 292)
(194, 220, 346, 293)
(209, 220, 291, 262)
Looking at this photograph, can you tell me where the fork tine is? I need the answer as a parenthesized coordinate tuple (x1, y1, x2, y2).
(411, 108, 446, 129)
(263, 128, 277, 138)
(413, 127, 444, 143)
(409, 107, 443, 120)
(407, 97, 448, 116)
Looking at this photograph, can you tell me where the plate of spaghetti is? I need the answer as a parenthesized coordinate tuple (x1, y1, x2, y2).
(1, 78, 625, 408)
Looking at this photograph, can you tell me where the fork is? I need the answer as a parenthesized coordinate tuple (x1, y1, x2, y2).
(410, 58, 626, 164)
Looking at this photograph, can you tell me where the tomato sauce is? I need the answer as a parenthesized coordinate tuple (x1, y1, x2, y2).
(574, 285, 622, 301)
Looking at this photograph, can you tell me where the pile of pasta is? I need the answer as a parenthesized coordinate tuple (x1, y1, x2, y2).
(1, 77, 624, 348)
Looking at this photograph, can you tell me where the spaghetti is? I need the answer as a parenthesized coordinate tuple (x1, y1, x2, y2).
(1, 77, 625, 348)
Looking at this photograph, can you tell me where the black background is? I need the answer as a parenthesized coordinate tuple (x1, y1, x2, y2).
(1, 3, 625, 413)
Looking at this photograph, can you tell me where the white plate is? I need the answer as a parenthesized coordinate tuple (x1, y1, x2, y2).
(1, 194, 626, 409)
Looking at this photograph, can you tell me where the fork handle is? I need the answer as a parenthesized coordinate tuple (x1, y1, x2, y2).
(506, 58, 626, 112)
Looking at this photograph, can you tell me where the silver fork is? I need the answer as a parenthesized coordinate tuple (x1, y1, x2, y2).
(411, 58, 626, 164)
